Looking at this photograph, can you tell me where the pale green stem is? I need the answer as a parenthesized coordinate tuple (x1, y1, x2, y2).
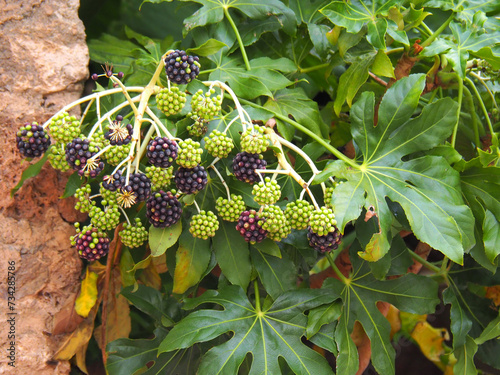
(463, 86, 481, 147)
(420, 13, 454, 49)
(407, 249, 441, 273)
(451, 77, 463, 148)
(325, 252, 349, 283)
(223, 7, 250, 71)
(465, 77, 495, 137)
(254, 280, 261, 312)
(469, 71, 499, 110)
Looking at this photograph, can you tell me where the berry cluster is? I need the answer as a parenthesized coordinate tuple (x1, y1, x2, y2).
(16, 122, 51, 158)
(146, 190, 182, 228)
(252, 177, 281, 205)
(156, 87, 187, 116)
(174, 165, 207, 194)
(204, 130, 234, 158)
(216, 195, 246, 222)
(190, 210, 219, 239)
(147, 137, 178, 168)
(285, 200, 314, 230)
(48, 112, 81, 144)
(71, 224, 110, 261)
(120, 218, 148, 248)
(309, 207, 337, 236)
(240, 126, 270, 154)
(164, 50, 200, 84)
(65, 138, 104, 178)
(105, 118, 133, 146)
(146, 165, 173, 191)
(232, 152, 267, 184)
(189, 88, 223, 122)
(236, 210, 268, 244)
(177, 139, 203, 168)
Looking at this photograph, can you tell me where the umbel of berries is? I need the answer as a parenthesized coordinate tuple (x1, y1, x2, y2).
(146, 190, 182, 228)
(240, 126, 270, 154)
(189, 88, 223, 122)
(190, 210, 219, 239)
(177, 139, 203, 168)
(204, 130, 234, 158)
(164, 50, 200, 84)
(65, 137, 104, 178)
(252, 177, 281, 205)
(175, 165, 208, 194)
(120, 218, 148, 248)
(232, 152, 267, 184)
(48, 112, 81, 144)
(125, 173, 152, 202)
(216, 194, 246, 222)
(236, 210, 268, 244)
(102, 171, 125, 192)
(156, 87, 187, 116)
(309, 207, 338, 236)
(71, 224, 110, 261)
(307, 227, 342, 253)
(16, 122, 51, 158)
(147, 137, 178, 168)
(105, 118, 133, 145)
(285, 200, 314, 230)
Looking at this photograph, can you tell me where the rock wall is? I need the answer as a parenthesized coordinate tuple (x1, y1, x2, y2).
(0, 0, 89, 373)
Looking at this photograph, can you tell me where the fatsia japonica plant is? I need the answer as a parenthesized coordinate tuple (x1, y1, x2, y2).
(12, 0, 500, 373)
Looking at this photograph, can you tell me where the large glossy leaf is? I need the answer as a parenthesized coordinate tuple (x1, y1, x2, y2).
(316, 74, 475, 263)
(453, 336, 478, 375)
(181, 0, 296, 35)
(149, 221, 182, 257)
(323, 244, 440, 375)
(159, 286, 336, 374)
(321, 0, 402, 50)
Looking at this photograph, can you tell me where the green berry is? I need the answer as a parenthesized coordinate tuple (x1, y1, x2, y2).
(145, 165, 174, 191)
(104, 144, 131, 166)
(284, 199, 314, 230)
(48, 112, 81, 144)
(188, 88, 223, 122)
(120, 218, 148, 248)
(89, 204, 121, 231)
(240, 126, 270, 154)
(189, 210, 219, 239)
(324, 181, 343, 209)
(74, 184, 95, 213)
(267, 217, 292, 241)
(156, 87, 187, 116)
(259, 205, 286, 234)
(216, 194, 246, 222)
(177, 138, 203, 168)
(90, 129, 107, 152)
(252, 177, 281, 205)
(204, 129, 234, 158)
(309, 207, 337, 236)
(99, 183, 119, 205)
(49, 142, 72, 172)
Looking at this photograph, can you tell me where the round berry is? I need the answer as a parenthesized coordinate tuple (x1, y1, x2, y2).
(309, 207, 337, 236)
(48, 112, 81, 144)
(146, 190, 182, 228)
(120, 218, 148, 248)
(240, 126, 270, 154)
(232, 152, 267, 184)
(190, 210, 219, 239)
(252, 177, 281, 205)
(177, 139, 203, 168)
(164, 50, 200, 84)
(124, 173, 152, 202)
(307, 226, 342, 253)
(156, 87, 187, 116)
(216, 194, 246, 222)
(204, 130, 234, 158)
(174, 165, 208, 194)
(71, 224, 110, 261)
(147, 137, 178, 168)
(284, 200, 314, 230)
(65, 137, 104, 178)
(236, 210, 268, 244)
(16, 122, 51, 158)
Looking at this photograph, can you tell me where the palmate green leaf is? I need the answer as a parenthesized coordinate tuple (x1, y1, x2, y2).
(159, 286, 336, 374)
(186, 38, 227, 56)
(421, 22, 500, 78)
(87, 34, 139, 75)
(180, 0, 296, 35)
(321, 0, 402, 50)
(323, 245, 440, 375)
(317, 74, 475, 263)
(442, 287, 472, 348)
(121, 285, 173, 326)
(209, 56, 294, 100)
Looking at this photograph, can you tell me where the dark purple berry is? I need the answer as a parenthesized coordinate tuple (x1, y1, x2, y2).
(102, 171, 125, 192)
(91, 73, 98, 80)
(174, 165, 208, 194)
(146, 190, 182, 228)
(307, 226, 342, 253)
(65, 138, 104, 178)
(232, 152, 267, 184)
(164, 50, 200, 84)
(236, 210, 268, 244)
(104, 120, 133, 146)
(73, 226, 110, 261)
(16, 122, 51, 158)
(124, 173, 151, 202)
(117, 72, 124, 79)
(147, 137, 178, 168)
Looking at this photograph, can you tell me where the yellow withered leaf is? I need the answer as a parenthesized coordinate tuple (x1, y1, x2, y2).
(75, 268, 99, 318)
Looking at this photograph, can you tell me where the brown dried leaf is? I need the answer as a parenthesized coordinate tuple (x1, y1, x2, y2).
(52, 294, 85, 335)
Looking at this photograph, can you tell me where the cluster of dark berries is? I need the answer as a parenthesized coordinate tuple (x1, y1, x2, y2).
(124, 173, 152, 202)
(146, 190, 182, 228)
(164, 50, 200, 84)
(307, 227, 342, 253)
(71, 224, 110, 261)
(16, 122, 51, 158)
(147, 137, 178, 168)
(174, 165, 207, 194)
(232, 152, 267, 184)
(236, 210, 268, 244)
(102, 171, 125, 192)
(65, 138, 104, 178)
(105, 117, 133, 146)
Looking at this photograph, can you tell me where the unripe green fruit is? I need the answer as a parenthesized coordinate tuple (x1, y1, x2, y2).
(190, 210, 219, 239)
(284, 199, 314, 230)
(252, 177, 281, 205)
(156, 87, 187, 116)
(204, 129, 234, 158)
(240, 126, 270, 154)
(120, 218, 148, 248)
(309, 207, 337, 236)
(216, 194, 246, 222)
(177, 138, 203, 168)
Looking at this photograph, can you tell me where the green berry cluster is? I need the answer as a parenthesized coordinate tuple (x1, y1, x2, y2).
(188, 88, 222, 121)
(267, 217, 292, 242)
(48, 143, 71, 172)
(259, 205, 286, 233)
(309, 207, 337, 236)
(90, 129, 107, 151)
(120, 218, 148, 248)
(204, 130, 234, 158)
(252, 177, 281, 205)
(285, 199, 314, 230)
(324, 187, 334, 209)
(240, 126, 270, 154)
(89, 205, 121, 231)
(146, 165, 173, 191)
(216, 194, 246, 222)
(99, 183, 119, 205)
(187, 118, 208, 137)
(156, 87, 187, 116)
(74, 184, 94, 213)
(177, 138, 203, 168)
(104, 144, 131, 165)
(189, 210, 219, 239)
(49, 112, 81, 144)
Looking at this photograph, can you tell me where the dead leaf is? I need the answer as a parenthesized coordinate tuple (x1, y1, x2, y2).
(75, 268, 99, 318)
(52, 294, 84, 335)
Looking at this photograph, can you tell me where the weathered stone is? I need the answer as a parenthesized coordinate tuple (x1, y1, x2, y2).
(0, 0, 88, 373)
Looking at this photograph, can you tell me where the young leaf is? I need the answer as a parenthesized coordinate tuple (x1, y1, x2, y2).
(187, 38, 227, 56)
(323, 244, 440, 375)
(149, 220, 182, 257)
(172, 229, 211, 294)
(475, 312, 500, 345)
(322, 74, 475, 263)
(306, 300, 342, 339)
(159, 286, 336, 374)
